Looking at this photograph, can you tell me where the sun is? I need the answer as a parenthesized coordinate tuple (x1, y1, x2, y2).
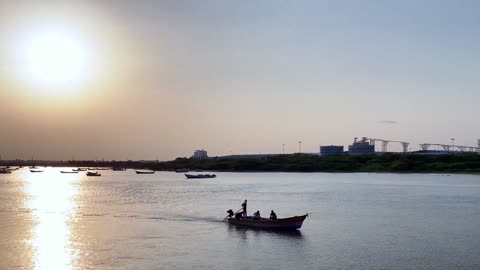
(21, 31, 89, 92)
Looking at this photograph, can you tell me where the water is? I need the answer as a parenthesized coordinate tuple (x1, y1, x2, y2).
(1, 168, 480, 270)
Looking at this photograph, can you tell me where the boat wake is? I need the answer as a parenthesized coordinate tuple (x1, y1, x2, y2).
(113, 214, 224, 223)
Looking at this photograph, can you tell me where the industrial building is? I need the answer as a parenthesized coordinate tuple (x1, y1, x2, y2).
(348, 137, 375, 154)
(192, 150, 208, 159)
(320, 145, 344, 156)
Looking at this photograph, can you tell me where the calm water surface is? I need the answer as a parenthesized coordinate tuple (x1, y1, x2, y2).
(1, 168, 480, 269)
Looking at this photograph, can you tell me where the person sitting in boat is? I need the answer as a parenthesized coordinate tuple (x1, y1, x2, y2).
(241, 200, 247, 218)
(234, 212, 243, 219)
(226, 209, 234, 218)
(270, 210, 277, 220)
(253, 210, 261, 220)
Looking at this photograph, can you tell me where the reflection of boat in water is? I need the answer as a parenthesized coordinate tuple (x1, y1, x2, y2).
(185, 174, 216, 179)
(225, 201, 307, 230)
(86, 171, 101, 177)
(0, 168, 11, 174)
(135, 170, 155, 174)
(61, 170, 78, 174)
(72, 168, 87, 172)
(228, 224, 304, 238)
(30, 169, 44, 173)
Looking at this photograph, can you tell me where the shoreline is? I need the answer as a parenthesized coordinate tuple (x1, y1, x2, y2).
(3, 153, 480, 175)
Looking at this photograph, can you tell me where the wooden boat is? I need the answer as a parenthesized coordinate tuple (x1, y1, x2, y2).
(30, 169, 43, 173)
(185, 174, 216, 179)
(0, 168, 11, 174)
(86, 171, 101, 177)
(60, 171, 78, 174)
(227, 215, 308, 230)
(135, 170, 155, 174)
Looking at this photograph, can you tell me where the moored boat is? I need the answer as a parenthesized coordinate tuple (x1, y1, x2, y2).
(30, 169, 43, 173)
(0, 168, 11, 174)
(112, 167, 126, 171)
(72, 168, 87, 172)
(135, 170, 155, 174)
(61, 170, 78, 174)
(185, 173, 216, 179)
(86, 171, 101, 177)
(175, 168, 190, 173)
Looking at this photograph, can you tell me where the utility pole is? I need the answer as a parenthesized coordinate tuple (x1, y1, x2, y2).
(298, 141, 302, 153)
(451, 138, 455, 151)
(282, 144, 285, 154)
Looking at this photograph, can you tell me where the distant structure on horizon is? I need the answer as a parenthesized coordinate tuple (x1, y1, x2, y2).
(193, 150, 208, 159)
(320, 145, 344, 156)
(348, 137, 375, 154)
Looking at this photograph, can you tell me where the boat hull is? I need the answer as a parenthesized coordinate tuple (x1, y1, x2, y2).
(185, 174, 216, 179)
(227, 214, 307, 230)
(135, 171, 155, 174)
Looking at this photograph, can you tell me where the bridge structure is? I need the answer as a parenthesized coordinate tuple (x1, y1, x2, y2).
(364, 137, 410, 153)
(419, 139, 480, 153)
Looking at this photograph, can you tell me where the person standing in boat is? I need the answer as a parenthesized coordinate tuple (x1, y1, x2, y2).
(270, 210, 277, 220)
(241, 200, 247, 218)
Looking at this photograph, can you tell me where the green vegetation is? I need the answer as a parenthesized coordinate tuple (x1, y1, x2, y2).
(152, 153, 480, 173)
(4, 153, 480, 173)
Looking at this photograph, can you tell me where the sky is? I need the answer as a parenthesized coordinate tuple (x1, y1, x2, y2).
(1, 0, 479, 160)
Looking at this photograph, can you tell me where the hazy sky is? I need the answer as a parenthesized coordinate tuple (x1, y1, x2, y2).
(1, 0, 479, 160)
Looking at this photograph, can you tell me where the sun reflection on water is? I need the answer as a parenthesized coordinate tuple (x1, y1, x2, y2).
(23, 168, 80, 270)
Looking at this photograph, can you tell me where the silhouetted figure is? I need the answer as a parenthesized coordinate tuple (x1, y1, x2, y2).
(235, 212, 242, 219)
(253, 210, 261, 220)
(241, 200, 247, 218)
(270, 210, 277, 220)
(226, 209, 234, 218)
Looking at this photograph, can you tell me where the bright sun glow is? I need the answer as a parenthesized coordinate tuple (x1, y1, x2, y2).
(21, 31, 89, 93)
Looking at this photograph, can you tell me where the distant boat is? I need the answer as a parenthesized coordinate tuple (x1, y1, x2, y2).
(95, 168, 110, 170)
(185, 174, 216, 179)
(86, 171, 101, 177)
(0, 168, 11, 174)
(60, 170, 78, 174)
(30, 169, 43, 173)
(175, 168, 190, 173)
(72, 168, 87, 172)
(112, 167, 126, 171)
(135, 170, 155, 174)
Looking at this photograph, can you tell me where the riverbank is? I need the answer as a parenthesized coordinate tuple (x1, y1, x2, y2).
(3, 153, 480, 174)
(156, 153, 480, 173)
